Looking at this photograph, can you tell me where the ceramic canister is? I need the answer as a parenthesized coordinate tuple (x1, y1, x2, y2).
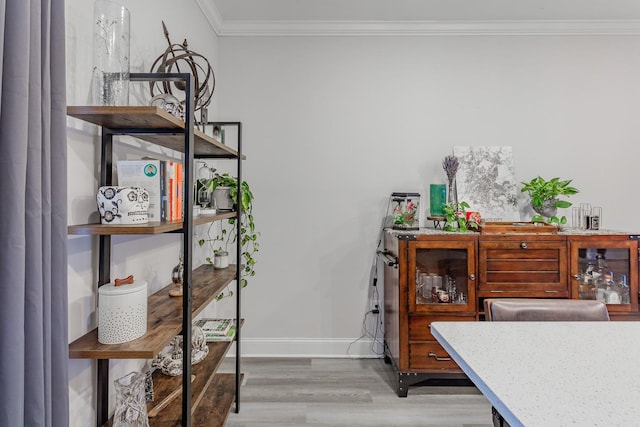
(98, 280, 148, 344)
(97, 186, 150, 225)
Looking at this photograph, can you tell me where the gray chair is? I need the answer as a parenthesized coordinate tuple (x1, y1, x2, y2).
(483, 298, 609, 427)
(484, 298, 610, 322)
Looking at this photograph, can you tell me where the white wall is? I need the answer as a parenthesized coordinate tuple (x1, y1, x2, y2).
(65, 1, 220, 425)
(217, 34, 640, 355)
(65, 4, 640, 422)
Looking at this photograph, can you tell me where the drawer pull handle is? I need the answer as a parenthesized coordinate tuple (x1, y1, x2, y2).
(520, 242, 528, 249)
(469, 274, 476, 281)
(428, 352, 451, 362)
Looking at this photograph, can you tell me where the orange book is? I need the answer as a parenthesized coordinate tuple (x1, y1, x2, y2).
(176, 162, 184, 220)
(168, 161, 176, 220)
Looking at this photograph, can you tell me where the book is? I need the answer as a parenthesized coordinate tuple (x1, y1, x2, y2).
(116, 160, 163, 222)
(194, 318, 237, 342)
(168, 161, 177, 220)
(159, 160, 168, 221)
(204, 324, 236, 342)
(176, 162, 184, 220)
(196, 318, 233, 336)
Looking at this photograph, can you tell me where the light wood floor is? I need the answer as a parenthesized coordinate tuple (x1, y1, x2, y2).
(219, 357, 493, 427)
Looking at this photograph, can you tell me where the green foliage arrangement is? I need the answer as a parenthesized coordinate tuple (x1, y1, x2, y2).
(443, 201, 479, 232)
(198, 173, 258, 299)
(520, 176, 579, 225)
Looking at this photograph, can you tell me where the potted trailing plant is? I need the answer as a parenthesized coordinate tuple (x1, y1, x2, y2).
(443, 201, 479, 232)
(520, 176, 579, 225)
(206, 172, 237, 211)
(198, 173, 258, 298)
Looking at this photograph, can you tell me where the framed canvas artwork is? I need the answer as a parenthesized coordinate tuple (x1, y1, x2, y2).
(453, 146, 520, 222)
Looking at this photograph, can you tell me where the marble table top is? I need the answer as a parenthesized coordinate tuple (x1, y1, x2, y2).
(430, 321, 640, 427)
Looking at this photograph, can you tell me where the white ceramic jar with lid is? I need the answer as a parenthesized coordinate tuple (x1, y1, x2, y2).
(98, 279, 147, 344)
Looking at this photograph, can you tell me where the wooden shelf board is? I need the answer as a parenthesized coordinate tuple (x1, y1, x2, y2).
(67, 106, 242, 158)
(68, 211, 237, 235)
(69, 264, 238, 359)
(191, 373, 241, 427)
(139, 374, 240, 427)
(147, 339, 240, 427)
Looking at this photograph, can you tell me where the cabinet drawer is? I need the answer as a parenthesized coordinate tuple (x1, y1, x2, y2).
(409, 315, 476, 342)
(409, 342, 460, 370)
(479, 239, 568, 294)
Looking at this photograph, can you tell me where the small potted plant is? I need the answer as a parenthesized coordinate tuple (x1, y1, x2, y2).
(443, 201, 479, 232)
(209, 173, 237, 211)
(520, 176, 579, 225)
(198, 174, 258, 298)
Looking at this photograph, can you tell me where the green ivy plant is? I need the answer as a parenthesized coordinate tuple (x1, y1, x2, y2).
(443, 201, 479, 232)
(198, 173, 258, 299)
(520, 176, 579, 225)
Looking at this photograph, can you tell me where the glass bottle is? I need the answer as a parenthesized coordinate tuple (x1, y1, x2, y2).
(594, 272, 607, 303)
(619, 274, 630, 304)
(578, 274, 596, 300)
(604, 273, 621, 304)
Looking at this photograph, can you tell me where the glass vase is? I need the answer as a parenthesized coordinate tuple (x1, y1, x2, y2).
(429, 184, 446, 216)
(113, 371, 149, 427)
(92, 0, 130, 106)
(447, 177, 458, 207)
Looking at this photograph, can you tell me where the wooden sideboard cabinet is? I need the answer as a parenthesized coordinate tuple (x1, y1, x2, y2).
(383, 228, 640, 396)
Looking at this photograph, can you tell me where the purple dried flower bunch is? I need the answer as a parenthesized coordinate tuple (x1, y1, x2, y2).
(442, 155, 459, 181)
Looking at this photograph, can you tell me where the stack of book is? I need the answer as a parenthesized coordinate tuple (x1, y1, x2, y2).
(194, 318, 236, 342)
(117, 159, 184, 222)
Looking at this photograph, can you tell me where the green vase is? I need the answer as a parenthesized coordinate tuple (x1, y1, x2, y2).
(429, 184, 446, 216)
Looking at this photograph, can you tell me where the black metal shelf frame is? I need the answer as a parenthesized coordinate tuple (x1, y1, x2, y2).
(94, 72, 242, 426)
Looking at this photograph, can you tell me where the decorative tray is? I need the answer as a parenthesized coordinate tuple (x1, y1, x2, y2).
(479, 221, 559, 234)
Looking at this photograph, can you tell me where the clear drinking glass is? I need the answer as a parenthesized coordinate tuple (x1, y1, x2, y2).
(572, 207, 580, 229)
(579, 203, 592, 230)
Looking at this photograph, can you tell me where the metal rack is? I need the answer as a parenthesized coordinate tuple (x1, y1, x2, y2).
(67, 72, 243, 426)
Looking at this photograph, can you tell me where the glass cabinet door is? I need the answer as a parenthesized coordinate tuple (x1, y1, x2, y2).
(570, 238, 639, 313)
(408, 239, 476, 313)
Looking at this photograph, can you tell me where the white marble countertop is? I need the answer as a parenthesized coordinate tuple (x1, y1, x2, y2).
(430, 321, 640, 427)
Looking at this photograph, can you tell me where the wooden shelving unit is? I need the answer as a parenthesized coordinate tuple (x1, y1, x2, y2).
(67, 73, 244, 427)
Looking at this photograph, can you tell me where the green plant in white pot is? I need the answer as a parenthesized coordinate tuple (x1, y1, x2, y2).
(198, 173, 258, 299)
(520, 176, 579, 225)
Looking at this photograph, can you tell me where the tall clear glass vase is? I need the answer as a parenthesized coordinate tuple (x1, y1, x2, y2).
(92, 0, 130, 106)
(113, 371, 150, 427)
(447, 176, 458, 207)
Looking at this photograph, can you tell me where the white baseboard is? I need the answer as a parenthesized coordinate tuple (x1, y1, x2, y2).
(226, 337, 385, 358)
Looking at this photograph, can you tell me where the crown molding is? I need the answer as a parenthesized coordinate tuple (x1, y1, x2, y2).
(195, 0, 224, 35)
(202, 17, 640, 37)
